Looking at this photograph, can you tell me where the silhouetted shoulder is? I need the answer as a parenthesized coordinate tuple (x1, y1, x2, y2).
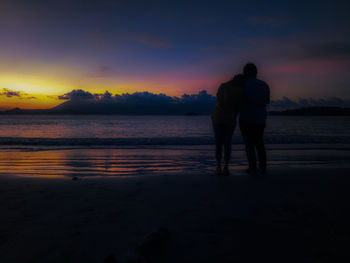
(256, 79, 270, 104)
(217, 81, 231, 91)
(259, 79, 269, 89)
(220, 81, 232, 88)
(216, 81, 232, 96)
(221, 78, 245, 88)
(216, 83, 225, 96)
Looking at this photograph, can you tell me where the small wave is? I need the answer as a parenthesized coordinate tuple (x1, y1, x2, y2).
(1, 135, 350, 147)
(0, 137, 215, 146)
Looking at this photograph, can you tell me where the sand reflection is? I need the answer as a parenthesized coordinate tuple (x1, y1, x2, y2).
(1, 146, 347, 178)
(0, 148, 217, 178)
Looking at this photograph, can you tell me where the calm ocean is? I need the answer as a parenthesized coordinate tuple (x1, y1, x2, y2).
(0, 115, 350, 147)
(1, 115, 350, 177)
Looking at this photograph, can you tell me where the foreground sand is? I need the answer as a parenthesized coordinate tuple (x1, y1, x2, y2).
(1, 165, 349, 263)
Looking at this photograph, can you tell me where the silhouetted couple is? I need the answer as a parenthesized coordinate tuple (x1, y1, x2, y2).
(212, 63, 270, 176)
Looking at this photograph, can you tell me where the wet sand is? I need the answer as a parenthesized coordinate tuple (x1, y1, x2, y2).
(1, 146, 350, 262)
(1, 165, 350, 262)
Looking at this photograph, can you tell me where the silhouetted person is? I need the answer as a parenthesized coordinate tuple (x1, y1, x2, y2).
(239, 63, 270, 174)
(212, 74, 245, 176)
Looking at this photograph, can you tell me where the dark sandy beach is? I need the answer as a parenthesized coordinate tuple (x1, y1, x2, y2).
(1, 146, 350, 263)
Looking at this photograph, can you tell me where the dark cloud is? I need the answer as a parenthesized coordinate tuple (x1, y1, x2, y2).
(55, 89, 216, 114)
(58, 89, 96, 100)
(59, 89, 215, 104)
(180, 90, 215, 104)
(96, 90, 113, 100)
(0, 88, 21, 97)
(0, 88, 36, 99)
(56, 89, 350, 114)
(113, 91, 174, 104)
(270, 97, 298, 110)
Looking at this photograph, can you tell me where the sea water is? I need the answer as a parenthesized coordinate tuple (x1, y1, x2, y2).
(1, 115, 349, 177)
(0, 115, 350, 146)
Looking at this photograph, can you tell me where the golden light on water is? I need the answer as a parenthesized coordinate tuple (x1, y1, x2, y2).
(0, 148, 198, 178)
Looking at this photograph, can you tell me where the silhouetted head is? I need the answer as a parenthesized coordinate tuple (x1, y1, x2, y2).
(231, 74, 246, 87)
(243, 63, 257, 79)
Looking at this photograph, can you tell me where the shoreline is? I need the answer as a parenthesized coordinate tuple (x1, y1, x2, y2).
(1, 144, 350, 178)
